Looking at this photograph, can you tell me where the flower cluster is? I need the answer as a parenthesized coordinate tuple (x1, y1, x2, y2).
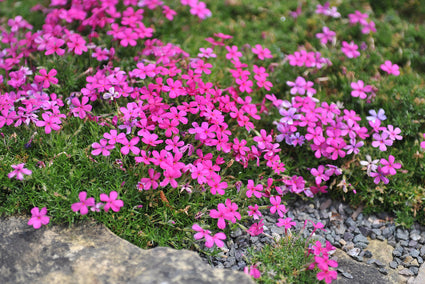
(71, 191, 124, 214)
(2, 0, 413, 282)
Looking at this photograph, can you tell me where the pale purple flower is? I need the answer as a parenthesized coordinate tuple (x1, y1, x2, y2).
(367, 109, 386, 122)
(369, 166, 389, 184)
(344, 139, 364, 155)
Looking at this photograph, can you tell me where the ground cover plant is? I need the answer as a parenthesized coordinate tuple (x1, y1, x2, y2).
(1, 0, 425, 282)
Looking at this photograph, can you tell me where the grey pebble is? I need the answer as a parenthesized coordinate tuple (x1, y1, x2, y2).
(389, 261, 398, 269)
(378, 268, 388, 275)
(410, 266, 419, 275)
(353, 234, 369, 244)
(374, 260, 386, 268)
(342, 272, 354, 279)
(410, 249, 420, 258)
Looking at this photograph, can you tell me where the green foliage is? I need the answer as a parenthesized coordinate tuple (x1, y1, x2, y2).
(247, 234, 318, 283)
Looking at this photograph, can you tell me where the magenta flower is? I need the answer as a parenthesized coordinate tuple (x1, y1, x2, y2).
(71, 191, 95, 215)
(350, 80, 372, 99)
(247, 219, 264, 236)
(380, 60, 400, 76)
(348, 10, 368, 25)
(277, 217, 297, 234)
(100, 191, 124, 212)
(421, 134, 425, 149)
(34, 69, 58, 88)
(247, 204, 262, 220)
(28, 207, 50, 229)
(251, 44, 273, 60)
(316, 27, 336, 45)
(380, 155, 401, 176)
(370, 166, 389, 184)
(244, 265, 261, 279)
(210, 203, 229, 229)
(310, 165, 329, 185)
(71, 96, 92, 119)
(8, 163, 32, 180)
(316, 268, 338, 284)
(246, 180, 264, 198)
(225, 45, 242, 61)
(35, 112, 62, 134)
(341, 41, 360, 58)
(269, 196, 287, 217)
(192, 223, 212, 240)
(361, 21, 376, 34)
(91, 139, 114, 156)
(205, 232, 226, 248)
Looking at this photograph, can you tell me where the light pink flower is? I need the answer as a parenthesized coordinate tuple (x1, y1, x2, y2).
(380, 60, 400, 76)
(8, 163, 32, 180)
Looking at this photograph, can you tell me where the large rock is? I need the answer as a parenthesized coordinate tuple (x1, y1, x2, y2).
(335, 240, 408, 284)
(0, 216, 254, 284)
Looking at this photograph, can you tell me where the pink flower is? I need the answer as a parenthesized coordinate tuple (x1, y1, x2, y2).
(380, 60, 400, 76)
(205, 232, 226, 248)
(28, 207, 50, 229)
(100, 191, 124, 212)
(138, 168, 161, 190)
(71, 96, 92, 119)
(34, 69, 58, 88)
(341, 41, 360, 58)
(277, 217, 296, 234)
(35, 112, 62, 134)
(247, 204, 262, 220)
(225, 45, 242, 61)
(8, 163, 32, 180)
(91, 139, 114, 156)
(71, 191, 95, 215)
(246, 180, 264, 198)
(371, 132, 393, 151)
(348, 10, 368, 25)
(247, 219, 264, 236)
(269, 196, 287, 217)
(192, 223, 212, 240)
(350, 80, 372, 99)
(286, 76, 316, 96)
(189, 1, 212, 20)
(251, 44, 273, 60)
(421, 134, 425, 149)
(244, 265, 261, 279)
(316, 269, 338, 284)
(361, 21, 376, 34)
(316, 27, 336, 45)
(380, 155, 401, 176)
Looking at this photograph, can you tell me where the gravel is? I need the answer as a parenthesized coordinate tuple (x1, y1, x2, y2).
(198, 195, 425, 278)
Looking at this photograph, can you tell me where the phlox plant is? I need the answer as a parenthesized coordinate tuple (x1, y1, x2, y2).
(1, 0, 424, 283)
